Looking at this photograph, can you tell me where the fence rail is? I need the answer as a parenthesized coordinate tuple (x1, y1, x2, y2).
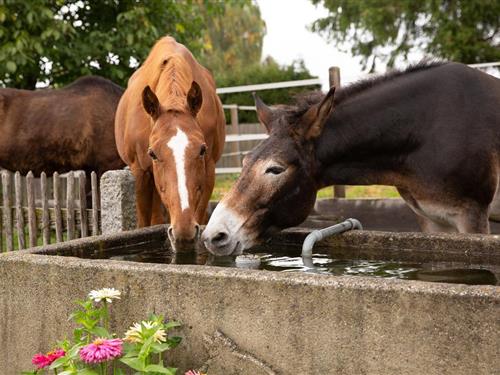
(0, 170, 100, 251)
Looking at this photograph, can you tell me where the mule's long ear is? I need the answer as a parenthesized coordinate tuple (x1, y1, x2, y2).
(253, 92, 273, 133)
(142, 86, 161, 120)
(187, 81, 203, 116)
(304, 87, 336, 140)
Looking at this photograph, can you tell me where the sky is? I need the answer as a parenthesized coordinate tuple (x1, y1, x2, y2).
(256, 0, 499, 89)
(256, 0, 367, 90)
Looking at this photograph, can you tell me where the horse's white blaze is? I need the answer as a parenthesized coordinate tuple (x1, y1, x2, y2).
(167, 128, 190, 211)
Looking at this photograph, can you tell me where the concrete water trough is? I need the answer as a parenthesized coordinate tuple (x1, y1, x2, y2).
(0, 224, 499, 374)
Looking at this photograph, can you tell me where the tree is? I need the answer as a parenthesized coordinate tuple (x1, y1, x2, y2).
(310, 0, 500, 71)
(0, 1, 221, 89)
(198, 0, 266, 77)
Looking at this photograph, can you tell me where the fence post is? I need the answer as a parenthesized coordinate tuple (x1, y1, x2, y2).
(26, 171, 37, 247)
(2, 171, 13, 251)
(14, 172, 25, 249)
(329, 66, 346, 198)
(229, 105, 242, 167)
(41, 172, 50, 245)
(66, 171, 75, 240)
(100, 170, 136, 234)
(53, 172, 63, 243)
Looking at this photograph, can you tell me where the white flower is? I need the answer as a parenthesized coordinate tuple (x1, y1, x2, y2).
(88, 288, 121, 303)
(124, 320, 166, 344)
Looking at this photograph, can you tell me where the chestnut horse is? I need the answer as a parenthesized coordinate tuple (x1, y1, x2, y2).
(115, 36, 225, 251)
(203, 62, 500, 256)
(0, 76, 124, 176)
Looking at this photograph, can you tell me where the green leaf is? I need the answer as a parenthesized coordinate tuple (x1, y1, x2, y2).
(163, 321, 181, 330)
(120, 356, 146, 371)
(90, 326, 111, 338)
(49, 355, 68, 369)
(144, 364, 177, 374)
(6, 61, 16, 73)
(76, 369, 99, 375)
(59, 371, 78, 375)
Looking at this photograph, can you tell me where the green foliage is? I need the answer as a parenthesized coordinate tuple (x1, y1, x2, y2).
(310, 0, 500, 70)
(217, 57, 320, 123)
(0, 0, 221, 88)
(198, 0, 266, 76)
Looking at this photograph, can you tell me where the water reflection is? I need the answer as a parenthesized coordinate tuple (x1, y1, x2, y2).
(104, 245, 498, 286)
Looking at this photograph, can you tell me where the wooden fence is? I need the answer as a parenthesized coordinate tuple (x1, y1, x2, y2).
(0, 170, 100, 251)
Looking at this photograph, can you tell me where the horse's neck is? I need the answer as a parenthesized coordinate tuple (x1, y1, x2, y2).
(315, 81, 427, 188)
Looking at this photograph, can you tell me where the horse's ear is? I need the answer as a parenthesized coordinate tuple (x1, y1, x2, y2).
(253, 93, 273, 133)
(142, 86, 160, 120)
(304, 87, 336, 140)
(187, 81, 203, 116)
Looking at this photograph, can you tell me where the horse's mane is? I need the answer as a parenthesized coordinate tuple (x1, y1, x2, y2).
(285, 61, 447, 119)
(155, 55, 193, 112)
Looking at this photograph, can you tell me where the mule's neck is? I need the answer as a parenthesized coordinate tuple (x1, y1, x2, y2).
(315, 72, 435, 188)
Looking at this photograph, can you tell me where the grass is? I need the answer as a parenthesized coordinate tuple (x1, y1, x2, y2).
(212, 174, 400, 201)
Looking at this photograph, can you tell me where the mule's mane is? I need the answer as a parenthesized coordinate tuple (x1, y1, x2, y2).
(285, 61, 447, 119)
(155, 54, 193, 112)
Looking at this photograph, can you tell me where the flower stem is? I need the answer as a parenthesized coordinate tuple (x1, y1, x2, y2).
(100, 362, 106, 375)
(103, 301, 109, 331)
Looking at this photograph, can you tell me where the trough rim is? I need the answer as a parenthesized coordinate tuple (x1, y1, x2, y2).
(1, 224, 498, 300)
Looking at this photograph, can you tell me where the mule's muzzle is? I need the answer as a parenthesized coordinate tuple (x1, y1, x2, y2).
(167, 224, 201, 252)
(201, 229, 243, 257)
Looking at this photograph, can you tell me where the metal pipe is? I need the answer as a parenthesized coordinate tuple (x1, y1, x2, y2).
(301, 218, 362, 257)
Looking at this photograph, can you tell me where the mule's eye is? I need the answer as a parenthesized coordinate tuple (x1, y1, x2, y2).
(265, 166, 285, 175)
(199, 144, 207, 157)
(148, 149, 158, 161)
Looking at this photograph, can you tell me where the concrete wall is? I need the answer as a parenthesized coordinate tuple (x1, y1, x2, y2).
(0, 227, 499, 374)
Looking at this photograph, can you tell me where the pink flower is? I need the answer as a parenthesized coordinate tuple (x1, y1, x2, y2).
(31, 348, 65, 369)
(185, 371, 206, 375)
(79, 338, 123, 364)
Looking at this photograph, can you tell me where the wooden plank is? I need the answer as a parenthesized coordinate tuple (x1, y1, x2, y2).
(229, 105, 241, 167)
(53, 172, 63, 243)
(41, 172, 50, 245)
(216, 78, 321, 94)
(14, 172, 25, 249)
(78, 172, 88, 237)
(26, 171, 37, 247)
(91, 172, 99, 236)
(329, 66, 346, 199)
(66, 171, 75, 240)
(225, 133, 268, 142)
(2, 171, 13, 251)
(215, 167, 242, 174)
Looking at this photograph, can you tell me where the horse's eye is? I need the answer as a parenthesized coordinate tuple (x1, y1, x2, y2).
(265, 166, 285, 175)
(148, 149, 158, 161)
(199, 144, 207, 157)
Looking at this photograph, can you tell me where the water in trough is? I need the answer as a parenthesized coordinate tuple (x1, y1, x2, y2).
(75, 241, 498, 286)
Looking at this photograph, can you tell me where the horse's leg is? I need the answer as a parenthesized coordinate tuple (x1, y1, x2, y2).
(132, 168, 154, 228)
(150, 187, 167, 225)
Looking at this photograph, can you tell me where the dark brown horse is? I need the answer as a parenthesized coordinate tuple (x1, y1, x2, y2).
(0, 76, 125, 177)
(115, 36, 225, 251)
(203, 62, 500, 256)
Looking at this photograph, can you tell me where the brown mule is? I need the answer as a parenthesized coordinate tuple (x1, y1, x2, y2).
(115, 36, 225, 251)
(202, 62, 500, 256)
